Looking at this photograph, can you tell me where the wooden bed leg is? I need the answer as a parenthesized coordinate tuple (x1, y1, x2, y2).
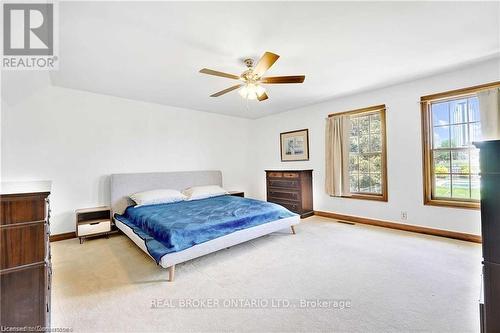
(168, 265, 175, 282)
(291, 226, 296, 235)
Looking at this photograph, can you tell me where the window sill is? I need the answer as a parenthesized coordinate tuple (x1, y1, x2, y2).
(330, 194, 388, 202)
(424, 198, 480, 210)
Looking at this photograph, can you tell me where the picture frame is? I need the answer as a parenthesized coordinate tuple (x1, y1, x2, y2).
(280, 129, 309, 161)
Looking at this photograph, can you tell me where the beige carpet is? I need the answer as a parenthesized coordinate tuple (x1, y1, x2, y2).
(51, 216, 481, 333)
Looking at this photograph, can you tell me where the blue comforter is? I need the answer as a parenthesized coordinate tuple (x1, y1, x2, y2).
(114, 195, 296, 262)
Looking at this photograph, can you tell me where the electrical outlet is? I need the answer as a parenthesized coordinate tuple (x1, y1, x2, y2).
(401, 211, 408, 220)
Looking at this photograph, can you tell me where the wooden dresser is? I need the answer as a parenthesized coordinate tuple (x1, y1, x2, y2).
(0, 181, 51, 330)
(265, 170, 313, 218)
(475, 140, 500, 333)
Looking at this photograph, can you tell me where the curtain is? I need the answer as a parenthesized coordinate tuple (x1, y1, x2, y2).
(477, 88, 500, 140)
(325, 115, 351, 196)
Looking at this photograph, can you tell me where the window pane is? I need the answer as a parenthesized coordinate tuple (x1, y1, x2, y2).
(450, 124, 469, 147)
(470, 122, 482, 143)
(470, 149, 480, 174)
(433, 150, 450, 174)
(428, 95, 481, 203)
(370, 114, 381, 133)
(450, 99, 468, 124)
(359, 116, 370, 135)
(433, 126, 450, 148)
(471, 175, 481, 200)
(359, 135, 369, 153)
(452, 174, 470, 199)
(369, 154, 382, 173)
(370, 133, 381, 152)
(350, 118, 359, 136)
(349, 154, 359, 172)
(451, 150, 469, 174)
(434, 174, 451, 198)
(359, 174, 371, 192)
(347, 110, 385, 198)
(370, 173, 382, 194)
(350, 173, 359, 193)
(359, 155, 369, 173)
(350, 136, 358, 153)
(431, 102, 449, 126)
(468, 97, 480, 122)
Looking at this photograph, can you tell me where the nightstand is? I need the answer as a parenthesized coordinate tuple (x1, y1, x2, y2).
(76, 206, 112, 243)
(228, 191, 245, 197)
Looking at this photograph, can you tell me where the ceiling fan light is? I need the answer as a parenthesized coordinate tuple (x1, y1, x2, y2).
(239, 83, 265, 100)
(238, 86, 249, 99)
(255, 85, 266, 97)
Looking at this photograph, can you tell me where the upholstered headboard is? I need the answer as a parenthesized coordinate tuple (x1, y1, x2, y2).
(110, 170, 222, 214)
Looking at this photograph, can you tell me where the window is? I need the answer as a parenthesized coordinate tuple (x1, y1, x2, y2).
(421, 82, 500, 209)
(349, 110, 385, 195)
(329, 105, 388, 201)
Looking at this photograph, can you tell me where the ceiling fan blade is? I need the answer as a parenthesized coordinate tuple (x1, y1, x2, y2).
(260, 75, 305, 84)
(210, 84, 243, 97)
(200, 68, 240, 80)
(258, 92, 269, 101)
(253, 52, 280, 77)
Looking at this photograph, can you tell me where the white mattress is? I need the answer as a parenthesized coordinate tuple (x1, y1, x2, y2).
(114, 215, 300, 268)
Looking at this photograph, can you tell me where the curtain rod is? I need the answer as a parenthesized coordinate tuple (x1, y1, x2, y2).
(420, 81, 500, 102)
(328, 104, 386, 118)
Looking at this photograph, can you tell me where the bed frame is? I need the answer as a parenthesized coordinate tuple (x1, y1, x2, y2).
(110, 170, 300, 282)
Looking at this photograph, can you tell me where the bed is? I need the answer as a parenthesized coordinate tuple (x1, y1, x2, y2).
(110, 170, 300, 281)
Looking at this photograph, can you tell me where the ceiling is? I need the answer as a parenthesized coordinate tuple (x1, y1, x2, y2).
(50, 1, 500, 119)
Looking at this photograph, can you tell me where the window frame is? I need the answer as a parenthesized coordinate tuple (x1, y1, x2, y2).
(328, 104, 388, 202)
(420, 81, 500, 210)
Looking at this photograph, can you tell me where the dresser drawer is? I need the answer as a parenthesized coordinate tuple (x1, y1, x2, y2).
(267, 172, 283, 178)
(0, 263, 48, 327)
(268, 199, 301, 213)
(77, 220, 111, 237)
(0, 194, 47, 226)
(267, 179, 300, 189)
(268, 189, 301, 202)
(283, 172, 299, 178)
(1, 222, 46, 270)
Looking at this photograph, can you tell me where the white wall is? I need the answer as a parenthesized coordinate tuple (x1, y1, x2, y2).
(247, 57, 500, 235)
(1, 85, 250, 234)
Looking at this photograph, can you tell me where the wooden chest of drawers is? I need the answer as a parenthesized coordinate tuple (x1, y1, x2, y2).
(0, 182, 51, 330)
(475, 140, 500, 332)
(265, 170, 313, 218)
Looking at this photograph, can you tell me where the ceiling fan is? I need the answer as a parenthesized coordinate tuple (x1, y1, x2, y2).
(199, 51, 305, 101)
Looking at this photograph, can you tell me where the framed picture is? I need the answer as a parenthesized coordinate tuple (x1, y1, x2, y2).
(280, 129, 309, 161)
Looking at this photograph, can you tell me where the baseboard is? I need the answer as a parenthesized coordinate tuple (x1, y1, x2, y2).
(50, 232, 76, 242)
(314, 210, 482, 243)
